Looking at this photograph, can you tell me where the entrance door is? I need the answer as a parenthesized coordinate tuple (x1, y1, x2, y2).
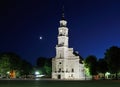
(58, 75, 61, 79)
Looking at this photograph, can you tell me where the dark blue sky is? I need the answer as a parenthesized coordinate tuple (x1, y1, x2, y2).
(0, 0, 120, 65)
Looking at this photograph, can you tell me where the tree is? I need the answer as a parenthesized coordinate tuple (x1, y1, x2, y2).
(0, 54, 11, 76)
(36, 57, 52, 77)
(97, 58, 108, 79)
(37, 57, 46, 67)
(20, 60, 33, 76)
(44, 58, 52, 77)
(0, 52, 33, 78)
(85, 55, 98, 79)
(8, 53, 22, 71)
(104, 46, 120, 79)
(0, 52, 22, 77)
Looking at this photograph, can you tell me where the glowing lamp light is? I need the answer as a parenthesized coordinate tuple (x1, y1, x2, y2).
(7, 71, 10, 74)
(35, 71, 40, 75)
(105, 72, 110, 76)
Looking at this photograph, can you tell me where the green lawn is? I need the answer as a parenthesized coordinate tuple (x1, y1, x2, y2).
(0, 80, 120, 87)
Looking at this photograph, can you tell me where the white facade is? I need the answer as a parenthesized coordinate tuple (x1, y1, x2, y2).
(52, 17, 85, 80)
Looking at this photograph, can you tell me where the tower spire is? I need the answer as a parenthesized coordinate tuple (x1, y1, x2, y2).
(60, 5, 67, 27)
(61, 6, 65, 20)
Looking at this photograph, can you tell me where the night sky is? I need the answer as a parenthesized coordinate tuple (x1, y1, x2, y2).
(1, 0, 120, 65)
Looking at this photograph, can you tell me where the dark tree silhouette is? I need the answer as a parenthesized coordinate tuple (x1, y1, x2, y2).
(104, 46, 120, 79)
(37, 57, 46, 67)
(97, 58, 108, 79)
(85, 55, 98, 79)
(36, 57, 52, 77)
(20, 59, 33, 76)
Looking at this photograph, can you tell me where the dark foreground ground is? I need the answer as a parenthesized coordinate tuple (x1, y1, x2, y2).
(0, 79, 120, 87)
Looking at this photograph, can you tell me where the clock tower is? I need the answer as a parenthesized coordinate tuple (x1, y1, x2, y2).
(56, 13, 69, 58)
(58, 12, 68, 47)
(52, 10, 85, 80)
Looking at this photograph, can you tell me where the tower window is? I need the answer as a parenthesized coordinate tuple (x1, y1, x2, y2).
(66, 69, 68, 72)
(59, 68, 61, 72)
(72, 69, 74, 72)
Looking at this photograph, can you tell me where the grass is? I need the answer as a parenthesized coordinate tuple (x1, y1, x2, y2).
(0, 79, 120, 87)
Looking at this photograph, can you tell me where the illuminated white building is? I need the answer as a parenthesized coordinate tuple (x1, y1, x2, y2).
(52, 13, 85, 80)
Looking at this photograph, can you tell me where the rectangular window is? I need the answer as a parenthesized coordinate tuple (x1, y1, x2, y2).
(72, 68, 74, 72)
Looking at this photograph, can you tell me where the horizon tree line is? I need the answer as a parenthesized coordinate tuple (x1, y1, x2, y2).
(0, 46, 120, 79)
(85, 46, 120, 80)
